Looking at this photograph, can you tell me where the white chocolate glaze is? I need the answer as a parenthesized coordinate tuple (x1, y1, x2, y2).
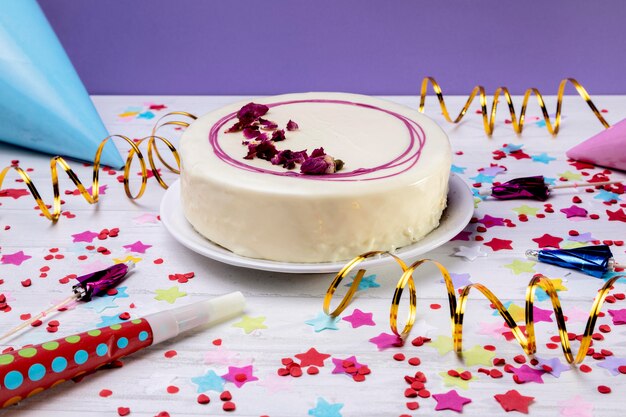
(180, 93, 451, 263)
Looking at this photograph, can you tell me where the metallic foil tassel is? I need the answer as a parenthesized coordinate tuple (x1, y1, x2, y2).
(0, 262, 135, 342)
(526, 245, 622, 278)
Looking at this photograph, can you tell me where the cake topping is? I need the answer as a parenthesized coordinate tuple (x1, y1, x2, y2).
(286, 120, 299, 131)
(227, 102, 343, 174)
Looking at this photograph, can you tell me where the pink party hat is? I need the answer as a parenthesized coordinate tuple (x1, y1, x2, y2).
(566, 118, 626, 172)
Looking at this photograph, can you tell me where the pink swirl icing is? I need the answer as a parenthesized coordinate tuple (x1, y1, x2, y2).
(208, 99, 426, 181)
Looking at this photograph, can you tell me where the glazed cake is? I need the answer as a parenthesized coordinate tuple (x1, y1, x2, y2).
(179, 93, 451, 263)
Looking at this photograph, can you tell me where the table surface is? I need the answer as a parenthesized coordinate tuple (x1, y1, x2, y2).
(0, 95, 625, 417)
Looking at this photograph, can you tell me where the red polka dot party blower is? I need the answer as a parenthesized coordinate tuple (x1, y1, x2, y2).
(0, 262, 136, 343)
(479, 175, 622, 201)
(0, 292, 245, 408)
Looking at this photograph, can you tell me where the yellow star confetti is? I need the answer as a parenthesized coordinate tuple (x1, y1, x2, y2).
(507, 303, 526, 322)
(113, 255, 142, 264)
(429, 335, 454, 356)
(461, 345, 496, 366)
(503, 260, 536, 275)
(512, 205, 540, 216)
(561, 241, 587, 249)
(548, 278, 568, 292)
(232, 315, 268, 334)
(154, 286, 187, 304)
(438, 369, 478, 389)
(558, 171, 583, 181)
(118, 111, 139, 118)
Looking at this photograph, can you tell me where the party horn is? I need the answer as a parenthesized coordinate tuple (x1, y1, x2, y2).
(0, 292, 245, 408)
(526, 245, 624, 278)
(479, 175, 622, 201)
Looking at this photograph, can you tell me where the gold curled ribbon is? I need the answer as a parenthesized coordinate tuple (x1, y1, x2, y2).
(0, 112, 196, 222)
(419, 76, 610, 135)
(325, 252, 624, 365)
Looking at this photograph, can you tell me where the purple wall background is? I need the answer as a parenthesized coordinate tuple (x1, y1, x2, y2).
(39, 0, 626, 95)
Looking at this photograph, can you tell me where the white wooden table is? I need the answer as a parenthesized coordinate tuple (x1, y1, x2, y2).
(0, 95, 625, 417)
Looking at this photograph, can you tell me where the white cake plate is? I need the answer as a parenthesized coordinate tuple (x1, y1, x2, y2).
(160, 174, 474, 274)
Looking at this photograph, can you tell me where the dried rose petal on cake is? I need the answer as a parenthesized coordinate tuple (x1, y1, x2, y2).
(259, 118, 279, 130)
(286, 120, 299, 131)
(237, 102, 269, 123)
(271, 149, 308, 169)
(245, 140, 278, 161)
(301, 155, 342, 175)
(243, 126, 261, 139)
(225, 121, 245, 133)
(271, 129, 286, 142)
(310, 147, 326, 158)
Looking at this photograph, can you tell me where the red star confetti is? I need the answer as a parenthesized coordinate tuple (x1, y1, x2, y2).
(494, 390, 534, 413)
(295, 348, 331, 367)
(532, 234, 563, 248)
(607, 208, 626, 222)
(0, 188, 30, 199)
(484, 238, 513, 251)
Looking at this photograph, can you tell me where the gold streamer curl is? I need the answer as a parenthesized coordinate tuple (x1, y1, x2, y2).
(324, 252, 624, 365)
(0, 112, 196, 222)
(418, 76, 610, 135)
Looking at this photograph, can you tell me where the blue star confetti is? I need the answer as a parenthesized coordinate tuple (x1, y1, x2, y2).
(305, 312, 341, 332)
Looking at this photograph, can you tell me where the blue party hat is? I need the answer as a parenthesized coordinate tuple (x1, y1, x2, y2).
(0, 0, 123, 168)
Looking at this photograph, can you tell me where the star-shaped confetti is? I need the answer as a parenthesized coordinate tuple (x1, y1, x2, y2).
(445, 272, 472, 288)
(462, 345, 495, 366)
(506, 303, 526, 322)
(342, 308, 375, 328)
(484, 238, 513, 251)
(595, 189, 621, 203)
(221, 364, 258, 388)
(560, 205, 588, 218)
(368, 332, 403, 350)
(512, 205, 540, 216)
(305, 312, 340, 332)
(133, 213, 160, 224)
(559, 171, 583, 181)
(433, 389, 472, 412)
(532, 233, 563, 248)
(607, 208, 626, 222)
(345, 274, 380, 291)
(453, 245, 487, 261)
(308, 397, 343, 417)
(331, 356, 365, 375)
(558, 395, 593, 417)
(0, 188, 30, 199)
(478, 214, 505, 228)
(494, 390, 534, 413)
(295, 348, 331, 367)
(532, 306, 554, 323)
(531, 153, 556, 164)
(191, 370, 225, 392)
(154, 286, 187, 304)
(470, 173, 496, 184)
(71, 230, 100, 243)
(113, 255, 142, 264)
(478, 321, 508, 337)
(451, 164, 466, 174)
(83, 295, 118, 313)
(608, 309, 626, 325)
(535, 356, 571, 378)
(0, 250, 31, 266)
(503, 260, 536, 275)
(232, 315, 268, 334)
(596, 356, 626, 376)
(568, 232, 595, 243)
(439, 369, 477, 389)
(96, 314, 124, 328)
(452, 230, 472, 241)
(511, 365, 544, 383)
(429, 335, 454, 356)
(123, 240, 152, 254)
(479, 165, 506, 176)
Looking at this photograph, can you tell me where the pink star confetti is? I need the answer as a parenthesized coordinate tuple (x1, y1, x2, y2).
(608, 309, 626, 325)
(123, 240, 152, 254)
(368, 332, 404, 350)
(451, 230, 472, 241)
(342, 308, 375, 328)
(71, 230, 100, 243)
(221, 365, 258, 388)
(133, 213, 160, 224)
(532, 306, 554, 323)
(433, 389, 472, 412)
(511, 364, 545, 383)
(331, 356, 366, 375)
(478, 214, 505, 228)
(1, 250, 32, 266)
(560, 205, 588, 218)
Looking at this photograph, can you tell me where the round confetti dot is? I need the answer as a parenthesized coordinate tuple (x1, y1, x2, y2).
(0, 354, 15, 365)
(110, 324, 122, 330)
(197, 394, 210, 404)
(166, 385, 179, 394)
(42, 341, 59, 351)
(99, 389, 113, 397)
(88, 329, 102, 337)
(220, 391, 232, 401)
(117, 406, 131, 416)
(598, 385, 611, 394)
(307, 366, 319, 375)
(51, 357, 68, 373)
(18, 347, 37, 358)
(74, 350, 88, 365)
(4, 370, 23, 390)
(223, 401, 236, 412)
(28, 363, 46, 381)
(138, 331, 149, 342)
(164, 350, 177, 358)
(406, 401, 419, 410)
(96, 343, 108, 357)
(408, 357, 421, 366)
(393, 353, 405, 361)
(117, 337, 129, 349)
(65, 335, 81, 344)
